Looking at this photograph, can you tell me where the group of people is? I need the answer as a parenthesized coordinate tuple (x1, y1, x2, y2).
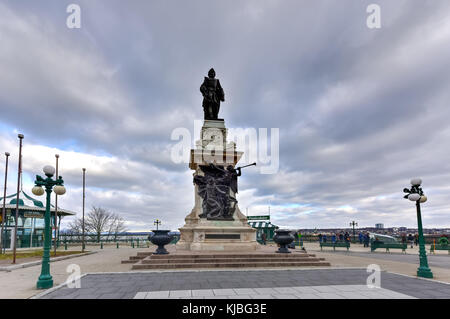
(359, 232, 371, 247)
(318, 231, 371, 247)
(316, 231, 448, 249)
(318, 232, 351, 244)
(401, 233, 419, 248)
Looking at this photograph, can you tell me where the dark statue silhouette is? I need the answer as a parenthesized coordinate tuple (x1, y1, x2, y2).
(193, 164, 239, 220)
(193, 163, 254, 220)
(200, 68, 225, 120)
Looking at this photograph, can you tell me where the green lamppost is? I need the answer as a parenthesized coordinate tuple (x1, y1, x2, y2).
(349, 221, 358, 242)
(403, 178, 433, 279)
(154, 219, 161, 230)
(32, 165, 66, 289)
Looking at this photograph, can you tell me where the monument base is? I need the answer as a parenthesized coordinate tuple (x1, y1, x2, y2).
(177, 208, 259, 251)
(177, 224, 259, 251)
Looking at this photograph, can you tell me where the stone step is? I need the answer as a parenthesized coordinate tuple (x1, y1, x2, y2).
(132, 261, 331, 270)
(149, 253, 316, 259)
(120, 255, 146, 264)
(141, 257, 326, 264)
(122, 251, 320, 265)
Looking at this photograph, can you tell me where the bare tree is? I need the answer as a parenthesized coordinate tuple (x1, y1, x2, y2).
(65, 207, 128, 243)
(66, 218, 84, 241)
(107, 214, 127, 241)
(85, 207, 114, 242)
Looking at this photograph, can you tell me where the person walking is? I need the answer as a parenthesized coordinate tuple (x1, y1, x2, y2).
(363, 232, 370, 248)
(318, 233, 323, 243)
(344, 232, 350, 243)
(407, 233, 414, 248)
(344, 232, 350, 244)
(358, 232, 363, 244)
(339, 232, 344, 242)
(323, 234, 327, 243)
(332, 233, 336, 244)
(414, 234, 419, 246)
(401, 233, 407, 246)
(261, 232, 267, 245)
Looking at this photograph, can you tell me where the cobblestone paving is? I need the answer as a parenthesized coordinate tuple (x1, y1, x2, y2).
(37, 268, 450, 299)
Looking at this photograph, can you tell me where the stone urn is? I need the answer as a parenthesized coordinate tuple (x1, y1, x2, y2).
(273, 230, 294, 253)
(150, 230, 173, 255)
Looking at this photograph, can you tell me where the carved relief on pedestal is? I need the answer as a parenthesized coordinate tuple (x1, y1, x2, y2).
(194, 232, 204, 242)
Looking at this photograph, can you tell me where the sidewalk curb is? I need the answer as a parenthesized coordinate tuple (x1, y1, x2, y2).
(0, 251, 96, 272)
(30, 273, 89, 299)
(387, 271, 450, 286)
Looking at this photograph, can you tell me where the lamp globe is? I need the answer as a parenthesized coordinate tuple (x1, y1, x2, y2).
(32, 186, 45, 196)
(408, 193, 421, 201)
(43, 165, 55, 177)
(53, 185, 66, 195)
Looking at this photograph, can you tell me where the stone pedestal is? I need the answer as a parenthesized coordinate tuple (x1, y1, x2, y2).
(177, 120, 258, 251)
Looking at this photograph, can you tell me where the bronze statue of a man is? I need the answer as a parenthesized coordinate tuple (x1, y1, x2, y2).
(200, 68, 225, 120)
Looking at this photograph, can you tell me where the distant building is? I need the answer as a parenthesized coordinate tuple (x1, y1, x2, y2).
(375, 223, 384, 229)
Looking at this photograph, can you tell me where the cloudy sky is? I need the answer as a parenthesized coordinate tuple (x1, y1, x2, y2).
(1, 0, 450, 231)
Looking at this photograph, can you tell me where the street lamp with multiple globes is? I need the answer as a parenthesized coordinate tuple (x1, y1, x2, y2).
(403, 178, 433, 279)
(349, 221, 358, 242)
(32, 165, 66, 289)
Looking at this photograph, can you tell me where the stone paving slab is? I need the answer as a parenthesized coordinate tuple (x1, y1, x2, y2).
(37, 268, 450, 299)
(133, 285, 415, 299)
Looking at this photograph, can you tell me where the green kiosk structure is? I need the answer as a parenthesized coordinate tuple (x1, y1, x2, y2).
(0, 190, 75, 250)
(247, 215, 279, 243)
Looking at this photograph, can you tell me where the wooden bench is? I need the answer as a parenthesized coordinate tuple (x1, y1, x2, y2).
(430, 245, 450, 254)
(371, 242, 407, 253)
(320, 242, 350, 251)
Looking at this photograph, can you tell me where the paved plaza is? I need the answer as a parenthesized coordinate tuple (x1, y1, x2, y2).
(36, 268, 450, 299)
(1, 244, 449, 299)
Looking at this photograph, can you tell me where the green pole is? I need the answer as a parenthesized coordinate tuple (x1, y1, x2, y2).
(116, 242, 119, 249)
(37, 184, 53, 289)
(416, 201, 433, 278)
(101, 242, 103, 249)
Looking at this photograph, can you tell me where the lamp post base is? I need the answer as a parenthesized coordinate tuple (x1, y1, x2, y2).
(37, 275, 53, 289)
(417, 267, 433, 279)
